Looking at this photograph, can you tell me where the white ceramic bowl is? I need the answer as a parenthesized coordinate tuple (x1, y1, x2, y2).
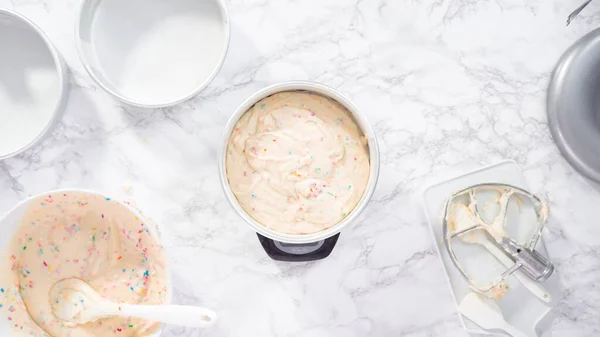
(75, 0, 230, 108)
(219, 81, 380, 244)
(0, 9, 68, 160)
(0, 189, 172, 337)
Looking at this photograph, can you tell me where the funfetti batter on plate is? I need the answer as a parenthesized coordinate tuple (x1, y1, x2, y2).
(226, 91, 370, 234)
(0, 192, 168, 337)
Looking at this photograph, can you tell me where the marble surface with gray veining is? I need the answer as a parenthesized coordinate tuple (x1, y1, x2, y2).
(1, 0, 600, 336)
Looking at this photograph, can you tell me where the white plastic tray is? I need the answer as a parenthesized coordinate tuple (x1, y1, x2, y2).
(421, 160, 560, 336)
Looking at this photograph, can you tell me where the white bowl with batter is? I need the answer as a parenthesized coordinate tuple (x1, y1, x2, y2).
(0, 190, 171, 337)
(219, 81, 380, 244)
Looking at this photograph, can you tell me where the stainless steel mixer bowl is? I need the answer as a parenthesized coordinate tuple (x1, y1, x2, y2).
(548, 28, 600, 183)
(218, 81, 380, 244)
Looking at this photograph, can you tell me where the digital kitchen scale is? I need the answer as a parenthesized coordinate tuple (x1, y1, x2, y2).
(256, 233, 340, 262)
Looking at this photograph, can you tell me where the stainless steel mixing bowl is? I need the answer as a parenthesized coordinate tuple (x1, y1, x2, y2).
(548, 28, 600, 182)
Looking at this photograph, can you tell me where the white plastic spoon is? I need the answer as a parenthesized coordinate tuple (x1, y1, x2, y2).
(49, 278, 216, 328)
(459, 292, 529, 337)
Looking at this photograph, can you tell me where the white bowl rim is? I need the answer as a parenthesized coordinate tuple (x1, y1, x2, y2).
(74, 0, 231, 109)
(218, 81, 380, 244)
(0, 8, 68, 161)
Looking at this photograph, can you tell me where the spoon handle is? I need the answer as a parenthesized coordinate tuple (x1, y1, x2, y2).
(117, 304, 217, 328)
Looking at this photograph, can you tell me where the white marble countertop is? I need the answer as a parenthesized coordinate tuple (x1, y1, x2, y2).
(1, 0, 600, 336)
